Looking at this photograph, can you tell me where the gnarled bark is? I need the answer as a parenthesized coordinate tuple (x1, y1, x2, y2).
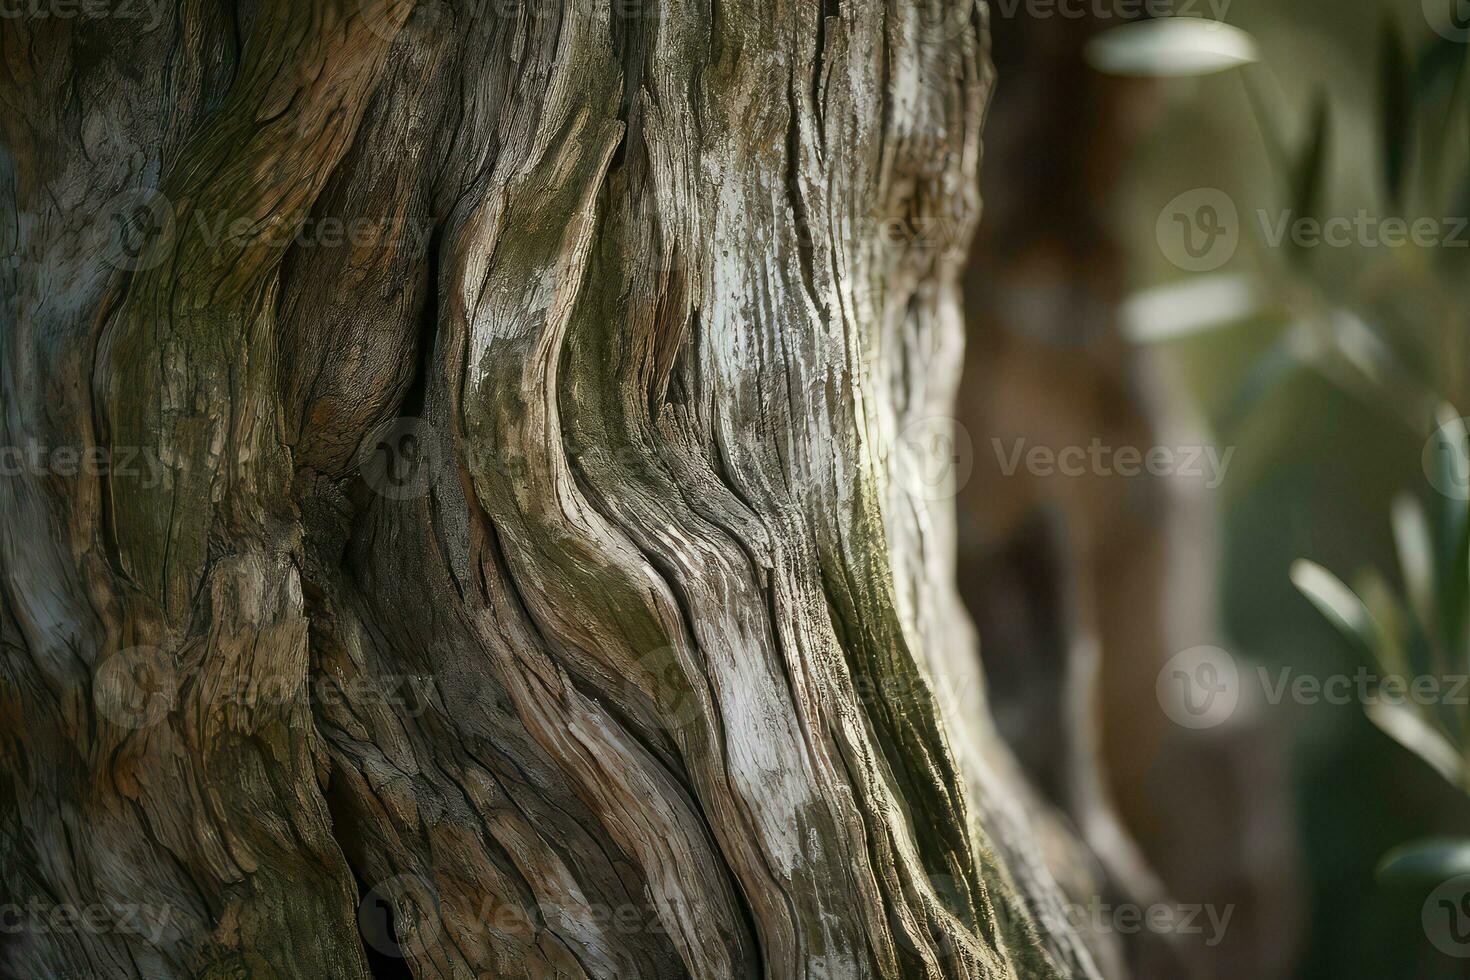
(1, 1, 1099, 977)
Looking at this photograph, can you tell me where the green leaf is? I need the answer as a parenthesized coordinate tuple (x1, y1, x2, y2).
(1357, 569, 1411, 679)
(1291, 559, 1384, 654)
(1218, 329, 1303, 435)
(1377, 838, 1470, 885)
(1392, 495, 1436, 633)
(1379, 15, 1415, 210)
(1429, 407, 1470, 649)
(1085, 19, 1259, 78)
(1287, 92, 1331, 266)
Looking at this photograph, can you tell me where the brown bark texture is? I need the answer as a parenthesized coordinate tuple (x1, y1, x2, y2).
(1, 1, 1104, 978)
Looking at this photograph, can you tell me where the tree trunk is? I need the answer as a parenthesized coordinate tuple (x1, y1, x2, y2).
(0, 2, 1099, 977)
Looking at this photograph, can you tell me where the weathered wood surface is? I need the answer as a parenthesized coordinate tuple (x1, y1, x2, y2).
(1, 1, 1101, 977)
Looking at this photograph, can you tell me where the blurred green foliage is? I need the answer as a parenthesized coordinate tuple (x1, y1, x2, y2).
(1094, 0, 1470, 975)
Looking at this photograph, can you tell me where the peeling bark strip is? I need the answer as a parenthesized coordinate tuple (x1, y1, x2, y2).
(1, 1, 1099, 978)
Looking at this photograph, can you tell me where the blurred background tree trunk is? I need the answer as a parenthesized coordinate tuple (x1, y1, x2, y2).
(957, 9, 1302, 980)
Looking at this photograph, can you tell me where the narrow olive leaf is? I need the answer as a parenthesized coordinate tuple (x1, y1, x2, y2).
(1392, 495, 1436, 633)
(1429, 408, 1470, 651)
(1291, 559, 1384, 654)
(1377, 838, 1470, 885)
(1358, 569, 1411, 679)
(1085, 19, 1259, 77)
(1379, 15, 1414, 210)
(1287, 92, 1331, 266)
(1218, 329, 1303, 435)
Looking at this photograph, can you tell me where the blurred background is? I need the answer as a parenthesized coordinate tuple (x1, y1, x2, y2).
(958, 0, 1470, 976)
